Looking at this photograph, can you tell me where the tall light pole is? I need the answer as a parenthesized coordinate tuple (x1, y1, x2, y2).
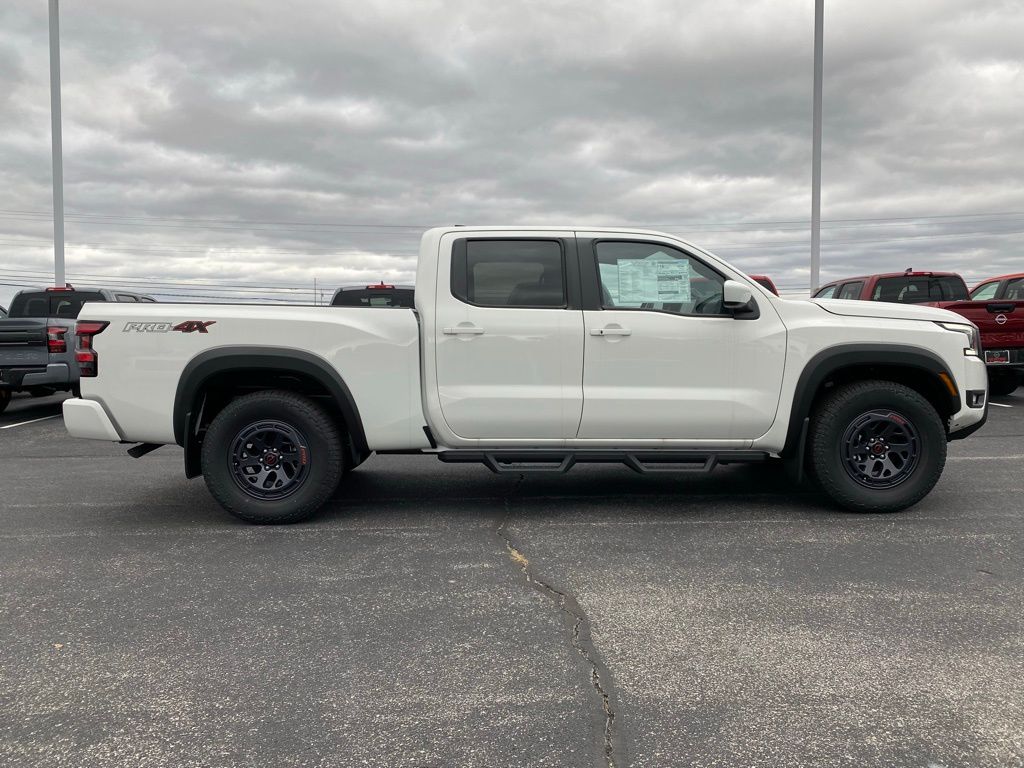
(48, 0, 66, 287)
(810, 0, 823, 293)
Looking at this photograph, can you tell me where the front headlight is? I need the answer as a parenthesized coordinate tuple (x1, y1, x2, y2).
(936, 321, 982, 356)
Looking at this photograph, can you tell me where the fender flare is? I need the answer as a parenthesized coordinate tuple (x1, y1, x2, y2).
(173, 346, 369, 453)
(781, 343, 957, 457)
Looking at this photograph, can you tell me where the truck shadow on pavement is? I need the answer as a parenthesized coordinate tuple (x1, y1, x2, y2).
(313, 457, 832, 523)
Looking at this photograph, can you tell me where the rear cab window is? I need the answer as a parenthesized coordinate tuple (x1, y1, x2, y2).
(452, 240, 566, 308)
(8, 291, 106, 319)
(871, 276, 969, 303)
(332, 288, 415, 308)
(814, 285, 837, 299)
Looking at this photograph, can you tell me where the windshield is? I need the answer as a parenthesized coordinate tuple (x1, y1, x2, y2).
(871, 276, 968, 303)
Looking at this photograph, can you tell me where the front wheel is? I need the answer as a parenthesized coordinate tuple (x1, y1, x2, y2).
(201, 390, 345, 524)
(809, 380, 946, 513)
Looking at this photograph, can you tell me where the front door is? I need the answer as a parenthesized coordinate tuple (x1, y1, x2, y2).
(576, 237, 787, 441)
(434, 234, 585, 440)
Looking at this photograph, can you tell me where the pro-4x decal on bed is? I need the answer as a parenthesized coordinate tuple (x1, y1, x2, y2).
(123, 321, 216, 333)
(172, 321, 216, 333)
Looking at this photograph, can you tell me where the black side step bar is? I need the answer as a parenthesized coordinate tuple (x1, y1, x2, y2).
(437, 449, 768, 475)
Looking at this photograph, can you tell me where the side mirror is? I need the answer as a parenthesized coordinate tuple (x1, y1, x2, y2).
(722, 280, 759, 318)
(723, 280, 753, 309)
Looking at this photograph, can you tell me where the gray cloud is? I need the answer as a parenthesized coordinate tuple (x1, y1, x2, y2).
(0, 0, 1022, 306)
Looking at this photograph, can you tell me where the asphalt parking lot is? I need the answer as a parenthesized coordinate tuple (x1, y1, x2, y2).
(1, 392, 1023, 768)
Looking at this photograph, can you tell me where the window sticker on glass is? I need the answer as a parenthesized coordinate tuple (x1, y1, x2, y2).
(617, 253, 691, 303)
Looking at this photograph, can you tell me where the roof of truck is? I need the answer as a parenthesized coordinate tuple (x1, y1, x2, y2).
(818, 270, 963, 286)
(973, 273, 1024, 284)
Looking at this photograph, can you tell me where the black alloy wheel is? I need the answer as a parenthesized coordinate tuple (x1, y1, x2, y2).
(840, 410, 920, 489)
(230, 420, 310, 500)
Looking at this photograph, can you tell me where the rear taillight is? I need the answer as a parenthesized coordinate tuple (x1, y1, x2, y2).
(75, 321, 109, 377)
(46, 326, 67, 353)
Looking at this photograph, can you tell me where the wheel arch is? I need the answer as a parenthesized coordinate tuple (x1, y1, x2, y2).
(781, 344, 959, 458)
(174, 347, 368, 478)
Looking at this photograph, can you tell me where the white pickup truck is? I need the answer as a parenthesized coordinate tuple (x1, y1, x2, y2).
(63, 227, 989, 523)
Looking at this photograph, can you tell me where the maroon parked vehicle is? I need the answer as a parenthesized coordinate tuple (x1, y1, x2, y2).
(749, 275, 779, 295)
(814, 270, 1023, 396)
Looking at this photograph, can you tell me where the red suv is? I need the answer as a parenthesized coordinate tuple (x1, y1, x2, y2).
(814, 270, 1023, 396)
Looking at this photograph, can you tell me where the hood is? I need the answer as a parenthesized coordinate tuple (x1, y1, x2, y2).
(811, 298, 968, 324)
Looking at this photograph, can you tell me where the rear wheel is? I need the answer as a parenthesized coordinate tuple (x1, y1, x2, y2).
(201, 390, 344, 524)
(0, 389, 10, 414)
(988, 370, 1019, 398)
(809, 380, 946, 513)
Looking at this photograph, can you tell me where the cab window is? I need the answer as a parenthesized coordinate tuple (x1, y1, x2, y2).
(452, 240, 566, 308)
(836, 282, 863, 300)
(970, 281, 999, 300)
(595, 241, 724, 316)
(1004, 278, 1024, 300)
(814, 285, 837, 299)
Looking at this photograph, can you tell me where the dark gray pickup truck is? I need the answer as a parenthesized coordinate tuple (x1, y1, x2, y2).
(0, 286, 155, 413)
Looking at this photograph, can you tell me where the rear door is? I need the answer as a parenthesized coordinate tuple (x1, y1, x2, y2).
(433, 232, 585, 440)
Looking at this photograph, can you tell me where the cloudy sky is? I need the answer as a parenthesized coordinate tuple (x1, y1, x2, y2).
(0, 0, 1022, 306)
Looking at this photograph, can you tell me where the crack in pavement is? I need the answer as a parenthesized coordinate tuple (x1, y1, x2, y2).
(495, 476, 623, 768)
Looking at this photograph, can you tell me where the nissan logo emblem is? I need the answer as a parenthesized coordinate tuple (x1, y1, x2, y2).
(995, 314, 1008, 325)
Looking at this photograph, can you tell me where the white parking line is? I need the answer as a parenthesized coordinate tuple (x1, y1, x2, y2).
(949, 454, 1024, 461)
(0, 415, 59, 430)
(990, 402, 1013, 408)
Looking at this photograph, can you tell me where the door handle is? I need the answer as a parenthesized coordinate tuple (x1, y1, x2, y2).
(590, 327, 631, 336)
(443, 325, 485, 335)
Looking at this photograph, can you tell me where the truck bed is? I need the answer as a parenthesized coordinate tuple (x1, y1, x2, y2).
(77, 303, 430, 450)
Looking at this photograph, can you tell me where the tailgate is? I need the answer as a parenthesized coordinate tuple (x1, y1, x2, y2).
(0, 319, 50, 367)
(943, 300, 1024, 348)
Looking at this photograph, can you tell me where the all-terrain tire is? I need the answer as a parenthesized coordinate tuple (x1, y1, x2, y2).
(988, 370, 1019, 398)
(201, 390, 344, 524)
(809, 380, 946, 513)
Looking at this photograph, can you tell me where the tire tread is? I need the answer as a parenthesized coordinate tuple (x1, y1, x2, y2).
(809, 379, 946, 513)
(201, 390, 344, 524)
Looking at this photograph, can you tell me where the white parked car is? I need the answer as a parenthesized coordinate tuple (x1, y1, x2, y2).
(63, 227, 988, 523)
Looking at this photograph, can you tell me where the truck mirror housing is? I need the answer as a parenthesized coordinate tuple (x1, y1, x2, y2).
(723, 280, 754, 311)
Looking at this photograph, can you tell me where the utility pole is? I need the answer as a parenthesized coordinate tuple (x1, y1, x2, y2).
(810, 0, 823, 293)
(48, 0, 66, 287)
(313, 277, 317, 305)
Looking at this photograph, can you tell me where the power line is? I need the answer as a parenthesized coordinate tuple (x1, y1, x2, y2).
(3, 207, 1024, 233)
(0, 208, 429, 230)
